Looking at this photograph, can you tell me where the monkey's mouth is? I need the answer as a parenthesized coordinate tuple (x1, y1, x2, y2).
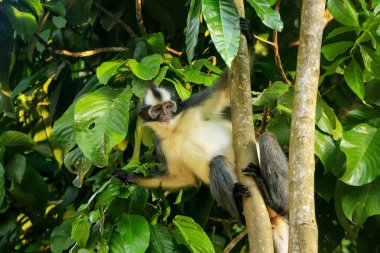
(159, 116, 173, 123)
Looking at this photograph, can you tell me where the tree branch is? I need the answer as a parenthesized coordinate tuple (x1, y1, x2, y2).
(93, 2, 137, 38)
(230, 1, 274, 252)
(33, 34, 128, 57)
(289, 0, 325, 251)
(223, 230, 248, 253)
(135, 0, 147, 36)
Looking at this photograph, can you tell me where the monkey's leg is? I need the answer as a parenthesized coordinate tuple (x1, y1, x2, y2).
(210, 156, 250, 221)
(113, 169, 198, 189)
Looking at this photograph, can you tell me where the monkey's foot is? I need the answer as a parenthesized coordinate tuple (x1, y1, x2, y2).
(242, 162, 261, 178)
(233, 182, 251, 198)
(240, 17, 254, 43)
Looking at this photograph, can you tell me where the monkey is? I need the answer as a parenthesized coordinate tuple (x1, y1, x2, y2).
(114, 18, 289, 252)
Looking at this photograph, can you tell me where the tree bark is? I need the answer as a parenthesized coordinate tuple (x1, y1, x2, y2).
(289, 0, 325, 252)
(230, 1, 274, 252)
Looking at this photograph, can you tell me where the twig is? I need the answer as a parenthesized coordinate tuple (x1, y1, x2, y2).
(136, 0, 147, 36)
(33, 34, 128, 57)
(93, 2, 137, 38)
(273, 0, 291, 85)
(222, 230, 248, 253)
(208, 217, 238, 224)
(166, 47, 182, 56)
(254, 35, 275, 47)
(259, 106, 270, 134)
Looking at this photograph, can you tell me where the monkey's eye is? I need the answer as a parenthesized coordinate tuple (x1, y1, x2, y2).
(164, 102, 172, 109)
(152, 106, 162, 113)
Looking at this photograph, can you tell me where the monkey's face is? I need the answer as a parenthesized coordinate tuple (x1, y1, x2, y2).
(148, 101, 177, 122)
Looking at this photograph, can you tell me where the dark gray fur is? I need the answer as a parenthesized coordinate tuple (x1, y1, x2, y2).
(209, 155, 239, 219)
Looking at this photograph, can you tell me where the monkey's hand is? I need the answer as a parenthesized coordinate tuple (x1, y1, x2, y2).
(233, 183, 251, 198)
(112, 169, 141, 183)
(243, 162, 262, 179)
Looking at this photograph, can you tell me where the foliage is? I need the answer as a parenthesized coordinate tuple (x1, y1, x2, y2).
(0, 0, 380, 252)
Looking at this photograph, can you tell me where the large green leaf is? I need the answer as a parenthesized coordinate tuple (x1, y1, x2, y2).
(147, 224, 178, 253)
(63, 147, 92, 186)
(246, 0, 283, 31)
(144, 33, 166, 55)
(173, 215, 215, 253)
(201, 0, 240, 67)
(2, 3, 38, 42)
(252, 81, 289, 108)
(22, 0, 44, 17)
(340, 124, 380, 186)
(315, 131, 336, 173)
(71, 215, 91, 247)
(74, 86, 132, 167)
(341, 177, 380, 226)
(109, 214, 150, 253)
(344, 58, 365, 100)
(321, 41, 353, 61)
(0, 35, 14, 114)
(327, 0, 359, 27)
(185, 0, 202, 63)
(128, 54, 162, 80)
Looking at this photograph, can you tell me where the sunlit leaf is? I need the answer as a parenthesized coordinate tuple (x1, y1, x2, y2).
(22, 0, 44, 17)
(340, 124, 380, 186)
(74, 86, 133, 167)
(327, 0, 359, 27)
(5, 154, 26, 184)
(246, 0, 283, 31)
(128, 54, 162, 80)
(201, 0, 240, 67)
(71, 215, 91, 247)
(96, 61, 125, 85)
(321, 41, 353, 61)
(173, 215, 215, 253)
(360, 45, 380, 79)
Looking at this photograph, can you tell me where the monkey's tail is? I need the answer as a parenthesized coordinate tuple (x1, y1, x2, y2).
(269, 208, 289, 253)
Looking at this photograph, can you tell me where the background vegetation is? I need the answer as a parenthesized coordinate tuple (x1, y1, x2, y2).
(0, 0, 380, 252)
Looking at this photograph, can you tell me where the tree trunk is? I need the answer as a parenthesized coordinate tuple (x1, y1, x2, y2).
(289, 0, 325, 252)
(230, 1, 274, 252)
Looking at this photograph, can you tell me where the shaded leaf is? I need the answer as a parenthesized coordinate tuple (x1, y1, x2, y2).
(252, 81, 289, 108)
(201, 0, 240, 67)
(2, 4, 38, 42)
(0, 131, 35, 148)
(50, 219, 75, 253)
(71, 215, 91, 247)
(0, 163, 4, 207)
(341, 177, 380, 226)
(144, 33, 166, 55)
(147, 224, 178, 253)
(186, 0, 202, 63)
(340, 124, 380, 186)
(360, 45, 380, 79)
(344, 59, 365, 100)
(42, 1, 66, 17)
(5, 154, 26, 183)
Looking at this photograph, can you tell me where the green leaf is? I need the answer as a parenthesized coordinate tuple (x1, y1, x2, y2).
(321, 42, 353, 61)
(71, 215, 91, 247)
(344, 59, 365, 100)
(0, 163, 4, 207)
(95, 181, 122, 209)
(74, 86, 132, 167)
(110, 214, 150, 253)
(186, 0, 202, 63)
(0, 131, 35, 148)
(360, 45, 380, 79)
(201, 0, 240, 67)
(153, 66, 169, 86)
(50, 219, 75, 253)
(327, 0, 359, 27)
(266, 114, 291, 147)
(22, 0, 44, 17)
(53, 104, 76, 154)
(314, 131, 336, 173)
(246, 0, 283, 31)
(341, 177, 380, 226)
(326, 26, 355, 39)
(128, 54, 162, 80)
(42, 1, 66, 17)
(96, 61, 125, 85)
(182, 66, 219, 87)
(0, 35, 15, 115)
(5, 154, 26, 184)
(147, 224, 178, 253)
(252, 81, 289, 108)
(165, 78, 191, 100)
(52, 16, 67, 29)
(63, 147, 92, 185)
(2, 3, 38, 42)
(340, 124, 380, 186)
(173, 215, 215, 253)
(144, 33, 166, 55)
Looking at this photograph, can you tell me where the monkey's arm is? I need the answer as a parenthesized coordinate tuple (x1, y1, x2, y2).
(243, 132, 289, 216)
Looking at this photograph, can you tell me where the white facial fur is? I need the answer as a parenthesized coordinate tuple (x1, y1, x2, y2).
(144, 87, 172, 106)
